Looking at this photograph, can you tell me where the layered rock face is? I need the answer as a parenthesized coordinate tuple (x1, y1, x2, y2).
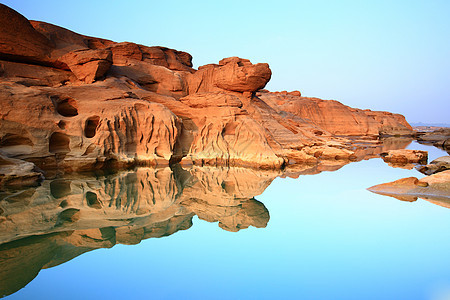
(0, 5, 54, 66)
(0, 80, 181, 174)
(257, 91, 413, 136)
(0, 4, 414, 179)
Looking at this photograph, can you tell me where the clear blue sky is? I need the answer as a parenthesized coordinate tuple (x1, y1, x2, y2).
(2, 0, 449, 124)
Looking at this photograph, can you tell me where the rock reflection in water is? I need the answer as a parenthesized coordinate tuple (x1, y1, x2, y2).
(283, 137, 413, 177)
(0, 166, 274, 297)
(368, 171, 450, 209)
(0, 137, 414, 297)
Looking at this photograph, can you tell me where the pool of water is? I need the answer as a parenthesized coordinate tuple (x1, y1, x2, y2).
(1, 142, 449, 300)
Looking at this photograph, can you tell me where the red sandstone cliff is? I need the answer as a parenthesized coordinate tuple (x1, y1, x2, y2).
(257, 91, 412, 136)
(0, 4, 414, 182)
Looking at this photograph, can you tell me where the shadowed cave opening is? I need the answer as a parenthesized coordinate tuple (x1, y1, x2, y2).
(56, 208, 80, 226)
(50, 180, 72, 199)
(84, 116, 100, 138)
(49, 132, 70, 154)
(86, 191, 102, 209)
(314, 130, 324, 136)
(51, 95, 79, 117)
(0, 133, 34, 156)
(0, 134, 33, 147)
(57, 120, 67, 129)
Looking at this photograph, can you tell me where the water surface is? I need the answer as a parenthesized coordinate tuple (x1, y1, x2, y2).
(1, 142, 449, 300)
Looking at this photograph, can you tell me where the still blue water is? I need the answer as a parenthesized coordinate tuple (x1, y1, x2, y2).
(3, 142, 449, 300)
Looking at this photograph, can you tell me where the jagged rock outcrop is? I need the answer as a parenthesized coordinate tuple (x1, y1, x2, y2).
(109, 60, 189, 98)
(0, 4, 415, 178)
(60, 48, 112, 83)
(187, 57, 271, 94)
(174, 92, 285, 168)
(0, 4, 54, 66)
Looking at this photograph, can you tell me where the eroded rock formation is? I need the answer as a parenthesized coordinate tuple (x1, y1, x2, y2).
(0, 153, 43, 187)
(380, 149, 428, 166)
(0, 4, 415, 183)
(187, 57, 271, 94)
(368, 170, 450, 206)
(256, 91, 413, 136)
(416, 156, 450, 175)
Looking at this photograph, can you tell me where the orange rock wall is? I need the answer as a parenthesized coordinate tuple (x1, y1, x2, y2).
(258, 92, 413, 136)
(0, 4, 414, 174)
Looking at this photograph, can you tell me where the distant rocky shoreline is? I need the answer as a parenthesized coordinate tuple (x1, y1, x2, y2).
(413, 127, 450, 150)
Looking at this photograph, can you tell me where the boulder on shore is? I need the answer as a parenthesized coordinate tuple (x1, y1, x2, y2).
(380, 149, 428, 165)
(368, 170, 450, 205)
(416, 156, 450, 175)
(415, 127, 450, 151)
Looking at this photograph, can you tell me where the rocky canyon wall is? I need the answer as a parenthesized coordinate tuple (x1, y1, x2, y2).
(0, 4, 414, 184)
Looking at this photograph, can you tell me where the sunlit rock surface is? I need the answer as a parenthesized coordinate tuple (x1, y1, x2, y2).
(0, 5, 54, 66)
(257, 91, 413, 136)
(0, 4, 415, 182)
(368, 170, 450, 206)
(187, 57, 271, 93)
(0, 81, 181, 173)
(379, 149, 428, 170)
